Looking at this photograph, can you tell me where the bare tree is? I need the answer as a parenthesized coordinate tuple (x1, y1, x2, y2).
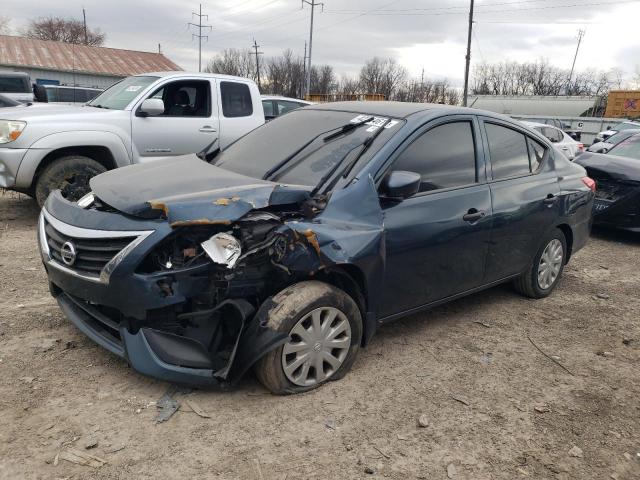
(24, 16, 105, 46)
(359, 57, 407, 100)
(205, 48, 257, 81)
(0, 16, 11, 35)
(310, 65, 335, 95)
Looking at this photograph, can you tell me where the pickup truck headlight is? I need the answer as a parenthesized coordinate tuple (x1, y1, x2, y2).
(0, 120, 26, 144)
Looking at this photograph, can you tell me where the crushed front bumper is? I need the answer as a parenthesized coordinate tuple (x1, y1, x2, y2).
(40, 193, 287, 387)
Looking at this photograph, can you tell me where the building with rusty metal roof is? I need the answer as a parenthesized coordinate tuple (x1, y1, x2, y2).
(0, 35, 181, 90)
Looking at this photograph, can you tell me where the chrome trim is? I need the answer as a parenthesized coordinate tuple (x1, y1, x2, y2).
(41, 208, 154, 284)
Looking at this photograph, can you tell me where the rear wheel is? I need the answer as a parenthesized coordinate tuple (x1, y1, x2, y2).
(34, 155, 106, 207)
(254, 281, 362, 395)
(514, 229, 567, 298)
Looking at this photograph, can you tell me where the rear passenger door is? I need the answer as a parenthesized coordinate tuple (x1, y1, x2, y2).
(379, 116, 492, 318)
(480, 119, 560, 282)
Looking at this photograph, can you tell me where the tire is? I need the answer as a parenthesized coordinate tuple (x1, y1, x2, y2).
(254, 281, 363, 395)
(34, 155, 107, 207)
(514, 229, 567, 299)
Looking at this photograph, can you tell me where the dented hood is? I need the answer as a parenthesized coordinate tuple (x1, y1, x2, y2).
(575, 152, 640, 182)
(90, 155, 310, 225)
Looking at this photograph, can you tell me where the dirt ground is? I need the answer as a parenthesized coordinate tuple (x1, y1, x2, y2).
(0, 191, 638, 480)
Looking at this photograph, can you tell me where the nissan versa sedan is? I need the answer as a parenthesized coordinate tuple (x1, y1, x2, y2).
(38, 102, 595, 394)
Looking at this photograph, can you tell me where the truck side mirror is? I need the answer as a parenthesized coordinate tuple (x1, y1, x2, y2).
(380, 171, 421, 200)
(138, 98, 165, 117)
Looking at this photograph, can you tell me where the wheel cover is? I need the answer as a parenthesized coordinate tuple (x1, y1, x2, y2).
(281, 306, 352, 387)
(537, 238, 563, 290)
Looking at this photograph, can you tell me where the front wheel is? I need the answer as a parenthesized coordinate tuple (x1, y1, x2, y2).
(254, 281, 363, 395)
(34, 155, 106, 207)
(514, 229, 567, 298)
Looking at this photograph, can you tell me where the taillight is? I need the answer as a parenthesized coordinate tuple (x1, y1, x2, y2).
(578, 143, 584, 152)
(582, 176, 596, 192)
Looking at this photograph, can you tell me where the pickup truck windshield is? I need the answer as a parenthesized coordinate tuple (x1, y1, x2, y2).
(213, 109, 402, 187)
(87, 76, 158, 110)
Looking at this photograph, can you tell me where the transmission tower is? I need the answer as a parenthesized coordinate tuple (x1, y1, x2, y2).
(189, 4, 212, 72)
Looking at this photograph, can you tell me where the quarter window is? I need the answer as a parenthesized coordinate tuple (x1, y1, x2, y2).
(527, 138, 545, 171)
(486, 123, 531, 179)
(392, 121, 477, 192)
(221, 81, 253, 117)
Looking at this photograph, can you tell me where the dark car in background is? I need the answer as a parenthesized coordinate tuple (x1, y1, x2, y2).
(587, 129, 640, 154)
(38, 102, 594, 393)
(576, 133, 640, 231)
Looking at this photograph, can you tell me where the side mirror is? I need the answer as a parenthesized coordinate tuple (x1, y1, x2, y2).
(138, 98, 165, 117)
(380, 170, 421, 200)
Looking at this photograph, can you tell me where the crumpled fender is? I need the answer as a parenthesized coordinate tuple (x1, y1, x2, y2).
(278, 175, 385, 341)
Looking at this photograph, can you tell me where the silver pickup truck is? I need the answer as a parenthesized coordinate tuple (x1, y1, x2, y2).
(0, 71, 264, 206)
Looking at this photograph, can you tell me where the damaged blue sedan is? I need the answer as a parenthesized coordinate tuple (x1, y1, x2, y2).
(38, 102, 595, 393)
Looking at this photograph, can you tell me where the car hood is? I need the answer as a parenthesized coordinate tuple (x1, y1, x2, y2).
(0, 104, 111, 120)
(90, 155, 311, 226)
(575, 152, 640, 182)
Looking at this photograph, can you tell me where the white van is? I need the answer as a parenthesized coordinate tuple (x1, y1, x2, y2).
(44, 85, 103, 105)
(0, 72, 34, 103)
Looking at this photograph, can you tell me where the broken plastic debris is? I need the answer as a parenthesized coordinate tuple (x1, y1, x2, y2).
(201, 233, 242, 269)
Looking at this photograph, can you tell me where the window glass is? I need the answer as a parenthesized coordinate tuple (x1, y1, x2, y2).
(146, 80, 210, 117)
(277, 100, 303, 115)
(608, 134, 640, 160)
(220, 81, 253, 117)
(540, 126, 562, 143)
(85, 89, 100, 101)
(486, 123, 531, 179)
(45, 87, 58, 102)
(58, 88, 76, 102)
(527, 137, 545, 171)
(392, 121, 476, 192)
(88, 75, 158, 110)
(262, 100, 274, 117)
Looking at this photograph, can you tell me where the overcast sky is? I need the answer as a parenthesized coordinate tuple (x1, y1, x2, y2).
(5, 0, 640, 85)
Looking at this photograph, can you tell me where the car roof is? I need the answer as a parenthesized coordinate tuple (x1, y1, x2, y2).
(138, 71, 258, 84)
(0, 71, 29, 78)
(521, 120, 555, 129)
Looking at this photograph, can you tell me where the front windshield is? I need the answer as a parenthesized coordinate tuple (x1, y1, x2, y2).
(87, 75, 158, 110)
(606, 129, 640, 145)
(609, 134, 640, 160)
(213, 109, 403, 187)
(611, 122, 640, 131)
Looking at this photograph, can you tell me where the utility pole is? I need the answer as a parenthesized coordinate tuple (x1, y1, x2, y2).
(82, 8, 88, 45)
(189, 4, 212, 72)
(302, 41, 307, 97)
(158, 43, 162, 54)
(251, 39, 264, 90)
(462, 0, 474, 107)
(567, 29, 585, 94)
(302, 0, 324, 99)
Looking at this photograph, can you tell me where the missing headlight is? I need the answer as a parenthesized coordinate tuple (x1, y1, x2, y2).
(201, 233, 242, 269)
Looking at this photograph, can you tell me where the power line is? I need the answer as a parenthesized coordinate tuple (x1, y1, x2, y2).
(252, 38, 264, 90)
(189, 3, 212, 72)
(302, 0, 324, 98)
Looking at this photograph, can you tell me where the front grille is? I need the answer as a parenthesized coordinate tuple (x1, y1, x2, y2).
(43, 218, 137, 279)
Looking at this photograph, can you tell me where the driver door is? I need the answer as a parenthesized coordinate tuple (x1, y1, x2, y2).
(378, 116, 493, 319)
(131, 78, 219, 161)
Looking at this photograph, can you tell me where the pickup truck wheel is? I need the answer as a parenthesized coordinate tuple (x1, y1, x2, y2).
(514, 229, 567, 299)
(35, 156, 106, 207)
(254, 281, 362, 395)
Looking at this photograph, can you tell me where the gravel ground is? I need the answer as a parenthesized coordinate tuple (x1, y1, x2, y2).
(0, 191, 638, 480)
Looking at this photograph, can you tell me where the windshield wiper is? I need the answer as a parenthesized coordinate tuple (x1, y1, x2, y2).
(261, 116, 375, 181)
(311, 117, 393, 197)
(89, 104, 109, 109)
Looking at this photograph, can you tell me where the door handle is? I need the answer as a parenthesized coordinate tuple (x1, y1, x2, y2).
(463, 209, 485, 223)
(199, 126, 217, 133)
(543, 194, 558, 205)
